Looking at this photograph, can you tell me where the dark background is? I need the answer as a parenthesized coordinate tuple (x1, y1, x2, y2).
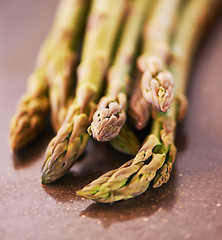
(0, 0, 222, 239)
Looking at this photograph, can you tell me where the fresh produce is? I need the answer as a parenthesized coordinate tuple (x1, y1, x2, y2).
(9, 0, 220, 204)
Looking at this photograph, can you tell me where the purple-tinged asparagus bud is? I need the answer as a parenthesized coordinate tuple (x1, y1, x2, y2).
(137, 54, 175, 112)
(141, 70, 174, 112)
(88, 93, 127, 141)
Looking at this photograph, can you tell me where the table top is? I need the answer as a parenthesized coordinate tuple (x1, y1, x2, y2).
(0, 1, 222, 240)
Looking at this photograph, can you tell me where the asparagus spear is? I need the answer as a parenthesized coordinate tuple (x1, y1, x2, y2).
(137, 0, 182, 112)
(77, 0, 219, 202)
(153, 0, 219, 187)
(9, 0, 90, 150)
(128, 0, 181, 129)
(41, 0, 127, 184)
(88, 0, 151, 142)
(9, 68, 49, 150)
(47, 49, 76, 132)
(45, 0, 91, 131)
(77, 118, 172, 203)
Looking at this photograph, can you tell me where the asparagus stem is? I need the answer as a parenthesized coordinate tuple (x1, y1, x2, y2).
(88, 0, 152, 141)
(77, 132, 165, 203)
(77, 0, 220, 202)
(153, 0, 220, 187)
(138, 0, 182, 112)
(9, 0, 91, 150)
(41, 0, 126, 184)
(9, 69, 49, 150)
(46, 0, 91, 131)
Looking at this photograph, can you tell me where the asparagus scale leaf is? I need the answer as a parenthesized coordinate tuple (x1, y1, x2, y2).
(9, 69, 49, 150)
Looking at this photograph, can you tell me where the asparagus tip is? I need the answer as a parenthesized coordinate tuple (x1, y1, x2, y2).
(138, 55, 175, 112)
(90, 94, 127, 142)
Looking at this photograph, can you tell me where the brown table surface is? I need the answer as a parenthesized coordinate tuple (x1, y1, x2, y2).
(0, 1, 222, 240)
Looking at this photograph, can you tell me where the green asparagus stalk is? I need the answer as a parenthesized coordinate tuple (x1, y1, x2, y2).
(137, 0, 182, 112)
(47, 50, 76, 132)
(128, 0, 181, 129)
(87, 0, 151, 142)
(77, 0, 219, 202)
(36, 0, 89, 66)
(77, 118, 172, 203)
(45, 0, 91, 131)
(9, 0, 90, 150)
(41, 0, 127, 184)
(9, 68, 49, 150)
(153, 0, 219, 187)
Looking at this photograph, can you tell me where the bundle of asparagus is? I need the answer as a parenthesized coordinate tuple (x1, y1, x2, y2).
(77, 0, 219, 203)
(9, 0, 220, 204)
